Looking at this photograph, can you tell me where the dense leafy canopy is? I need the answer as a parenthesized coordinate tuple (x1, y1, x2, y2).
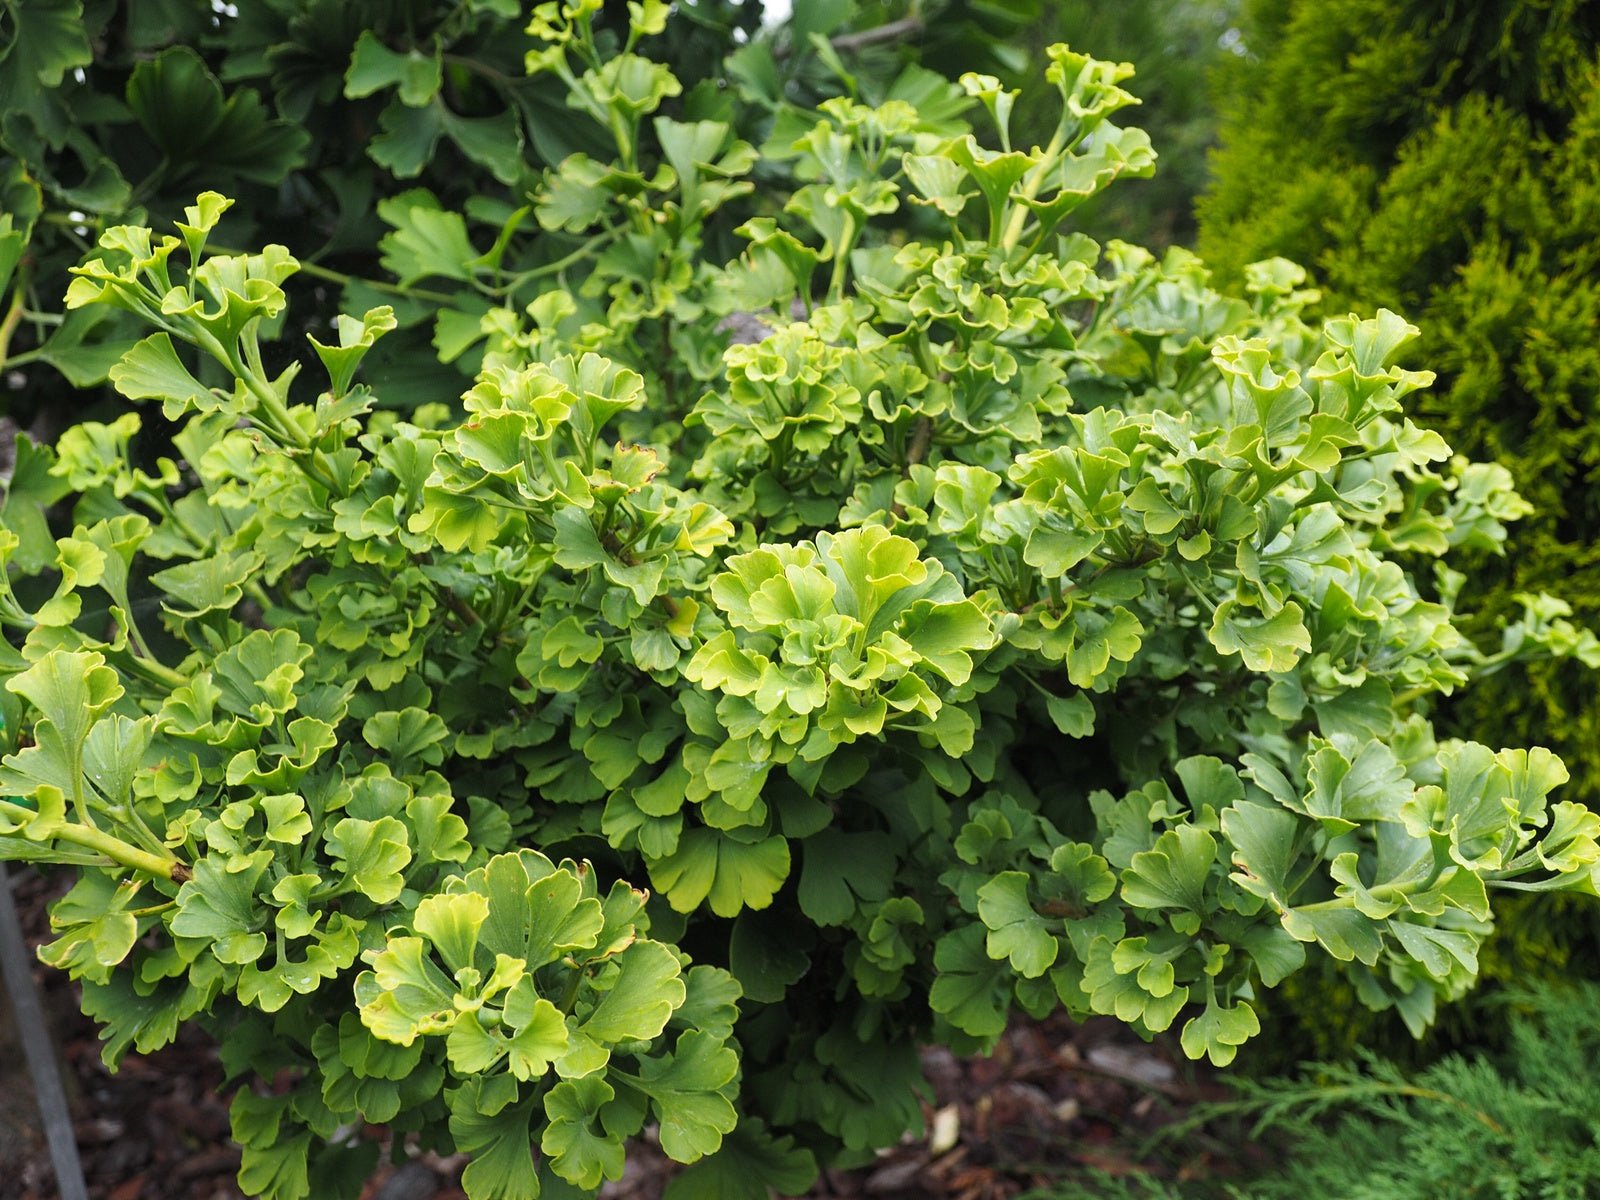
(0, 0, 1037, 426)
(2, 6, 1598, 1199)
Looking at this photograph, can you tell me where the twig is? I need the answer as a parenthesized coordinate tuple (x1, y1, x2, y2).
(0, 262, 31, 366)
(774, 14, 926, 59)
(206, 245, 459, 305)
(904, 415, 933, 469)
(826, 14, 925, 54)
(441, 588, 482, 628)
(889, 416, 934, 520)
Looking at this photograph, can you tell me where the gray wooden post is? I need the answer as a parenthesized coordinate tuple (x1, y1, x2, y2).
(0, 863, 90, 1200)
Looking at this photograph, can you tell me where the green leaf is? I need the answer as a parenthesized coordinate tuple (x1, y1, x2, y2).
(459, 853, 607, 973)
(728, 911, 810, 1004)
(0, 0, 90, 101)
(172, 851, 272, 963)
(1235, 924, 1306, 988)
(378, 191, 479, 285)
(126, 48, 308, 184)
(648, 829, 791, 918)
(797, 830, 894, 925)
(929, 924, 1010, 1038)
(108, 334, 223, 418)
(976, 871, 1058, 978)
(1180, 999, 1260, 1067)
(309, 306, 397, 395)
(411, 484, 504, 552)
(357, 935, 457, 1045)
(904, 154, 973, 218)
(363, 707, 450, 768)
(661, 1118, 818, 1200)
(1122, 826, 1216, 934)
(1066, 606, 1143, 688)
(8, 650, 122, 762)
(502, 980, 570, 1080)
(36, 873, 138, 980)
(542, 1076, 626, 1189)
(1082, 937, 1188, 1031)
(326, 816, 412, 904)
(1024, 526, 1100, 576)
(633, 1030, 740, 1163)
(583, 939, 684, 1043)
(413, 890, 489, 973)
(445, 108, 526, 186)
(1045, 692, 1095, 737)
(1281, 905, 1384, 965)
(1221, 802, 1301, 911)
(1047, 842, 1117, 907)
(450, 1083, 540, 1200)
(0, 433, 72, 573)
(345, 32, 442, 106)
(521, 869, 606, 969)
(150, 550, 264, 617)
(1209, 600, 1312, 673)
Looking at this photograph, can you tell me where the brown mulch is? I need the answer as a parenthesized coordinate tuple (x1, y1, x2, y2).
(3, 868, 1245, 1200)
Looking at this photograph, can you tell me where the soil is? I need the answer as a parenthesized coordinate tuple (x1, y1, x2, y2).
(2, 867, 1249, 1200)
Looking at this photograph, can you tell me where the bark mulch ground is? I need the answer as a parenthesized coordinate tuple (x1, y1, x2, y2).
(3, 868, 1250, 1200)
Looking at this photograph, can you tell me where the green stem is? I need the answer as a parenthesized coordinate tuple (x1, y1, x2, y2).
(0, 348, 42, 369)
(125, 900, 176, 918)
(558, 964, 586, 1014)
(499, 225, 626, 291)
(1292, 875, 1430, 914)
(235, 336, 309, 450)
(224, 341, 350, 496)
(299, 258, 458, 304)
(108, 646, 188, 692)
(0, 262, 31, 365)
(1000, 124, 1069, 251)
(0, 802, 189, 882)
(207, 245, 459, 305)
(827, 215, 858, 302)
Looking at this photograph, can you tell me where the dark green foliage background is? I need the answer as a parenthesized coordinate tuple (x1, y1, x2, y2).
(1198, 0, 1600, 803)
(0, 0, 1044, 427)
(1019, 0, 1241, 247)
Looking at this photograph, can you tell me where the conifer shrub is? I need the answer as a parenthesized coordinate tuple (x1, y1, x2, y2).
(2, 7, 1599, 1199)
(1197, 0, 1600, 806)
(1035, 982, 1600, 1199)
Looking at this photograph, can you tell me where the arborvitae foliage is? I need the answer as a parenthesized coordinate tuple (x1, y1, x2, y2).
(1197, 2, 1600, 811)
(1035, 983, 1600, 1200)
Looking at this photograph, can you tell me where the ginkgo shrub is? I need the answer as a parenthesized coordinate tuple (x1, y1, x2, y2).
(3, 6, 1599, 1200)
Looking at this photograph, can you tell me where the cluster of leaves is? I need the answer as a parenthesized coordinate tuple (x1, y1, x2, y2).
(2, 7, 1599, 1200)
(0, 0, 1033, 424)
(1006, 0, 1243, 247)
(1033, 982, 1600, 1200)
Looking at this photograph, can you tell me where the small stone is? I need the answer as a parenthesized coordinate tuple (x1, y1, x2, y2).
(374, 1161, 442, 1200)
(928, 1104, 961, 1156)
(864, 1155, 927, 1193)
